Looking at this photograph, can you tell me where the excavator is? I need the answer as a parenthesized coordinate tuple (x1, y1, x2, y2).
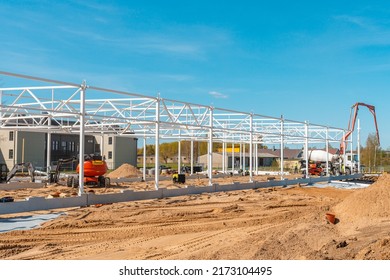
(6, 162, 35, 183)
(340, 102, 380, 155)
(50, 154, 110, 187)
(49, 157, 78, 187)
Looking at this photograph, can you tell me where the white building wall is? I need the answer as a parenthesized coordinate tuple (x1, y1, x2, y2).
(95, 135, 138, 170)
(17, 131, 45, 169)
(0, 130, 15, 169)
(114, 137, 138, 169)
(0, 130, 45, 170)
(198, 153, 223, 169)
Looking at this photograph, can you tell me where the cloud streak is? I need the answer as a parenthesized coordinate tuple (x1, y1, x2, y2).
(333, 15, 374, 30)
(209, 91, 228, 99)
(59, 23, 231, 58)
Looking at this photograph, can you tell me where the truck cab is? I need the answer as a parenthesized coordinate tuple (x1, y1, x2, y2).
(344, 154, 359, 174)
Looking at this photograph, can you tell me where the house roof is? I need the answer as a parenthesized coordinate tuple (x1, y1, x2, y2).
(257, 152, 279, 158)
(258, 148, 302, 159)
(224, 151, 283, 158)
(223, 152, 278, 158)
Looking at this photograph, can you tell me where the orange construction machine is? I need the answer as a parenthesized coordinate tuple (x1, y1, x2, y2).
(50, 154, 110, 188)
(76, 154, 110, 187)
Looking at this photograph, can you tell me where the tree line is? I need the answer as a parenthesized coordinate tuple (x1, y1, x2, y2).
(138, 141, 268, 164)
(138, 134, 390, 171)
(360, 133, 390, 172)
(138, 141, 223, 164)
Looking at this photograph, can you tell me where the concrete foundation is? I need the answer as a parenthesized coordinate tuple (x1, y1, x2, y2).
(0, 174, 362, 215)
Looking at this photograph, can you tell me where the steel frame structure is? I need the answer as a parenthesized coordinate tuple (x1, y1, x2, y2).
(0, 71, 356, 193)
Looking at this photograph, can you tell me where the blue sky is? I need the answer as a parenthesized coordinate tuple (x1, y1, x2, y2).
(0, 1, 389, 148)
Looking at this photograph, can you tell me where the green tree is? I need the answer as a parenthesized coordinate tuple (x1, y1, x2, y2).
(360, 133, 380, 172)
(160, 142, 178, 164)
(137, 144, 155, 156)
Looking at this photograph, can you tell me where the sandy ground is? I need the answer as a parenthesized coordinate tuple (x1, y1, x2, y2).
(1, 170, 390, 260)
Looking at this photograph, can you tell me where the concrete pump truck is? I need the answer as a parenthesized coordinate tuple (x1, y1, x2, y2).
(300, 102, 380, 176)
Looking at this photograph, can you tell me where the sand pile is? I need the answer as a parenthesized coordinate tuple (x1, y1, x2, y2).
(106, 163, 141, 178)
(334, 173, 390, 227)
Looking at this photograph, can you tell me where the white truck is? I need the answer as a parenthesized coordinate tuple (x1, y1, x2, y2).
(299, 149, 358, 176)
(300, 102, 379, 176)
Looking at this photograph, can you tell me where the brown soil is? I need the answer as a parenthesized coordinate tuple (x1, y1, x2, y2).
(106, 163, 141, 178)
(1, 173, 390, 260)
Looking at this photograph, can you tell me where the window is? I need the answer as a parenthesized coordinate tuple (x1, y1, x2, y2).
(108, 137, 113, 145)
(9, 149, 13, 159)
(61, 141, 67, 152)
(108, 151, 113, 159)
(52, 140, 59, 151)
(9, 131, 14, 141)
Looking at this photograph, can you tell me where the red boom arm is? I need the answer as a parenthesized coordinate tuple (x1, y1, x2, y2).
(340, 102, 380, 154)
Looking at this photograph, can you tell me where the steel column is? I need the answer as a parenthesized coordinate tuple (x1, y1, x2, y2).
(255, 141, 258, 174)
(232, 143, 235, 173)
(358, 119, 361, 173)
(239, 142, 242, 170)
(342, 131, 346, 174)
(208, 107, 213, 186)
(326, 127, 329, 176)
(243, 143, 246, 171)
(350, 132, 354, 174)
(47, 117, 51, 173)
(178, 138, 181, 174)
(280, 116, 284, 180)
(249, 114, 253, 182)
(143, 137, 146, 181)
(78, 81, 86, 195)
(155, 98, 160, 190)
(190, 139, 194, 175)
(305, 121, 309, 178)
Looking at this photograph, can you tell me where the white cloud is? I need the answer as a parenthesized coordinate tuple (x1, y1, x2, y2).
(334, 15, 372, 29)
(135, 35, 201, 55)
(159, 74, 193, 82)
(209, 91, 228, 99)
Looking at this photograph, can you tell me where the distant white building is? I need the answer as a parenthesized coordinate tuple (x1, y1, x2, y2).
(137, 154, 191, 165)
(197, 149, 302, 170)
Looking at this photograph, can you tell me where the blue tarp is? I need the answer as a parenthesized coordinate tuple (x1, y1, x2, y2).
(0, 212, 65, 233)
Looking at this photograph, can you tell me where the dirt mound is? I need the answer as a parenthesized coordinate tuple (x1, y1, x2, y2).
(334, 173, 390, 228)
(106, 163, 141, 178)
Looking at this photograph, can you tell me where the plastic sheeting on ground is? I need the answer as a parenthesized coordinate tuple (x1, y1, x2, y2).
(0, 212, 65, 233)
(311, 180, 370, 189)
